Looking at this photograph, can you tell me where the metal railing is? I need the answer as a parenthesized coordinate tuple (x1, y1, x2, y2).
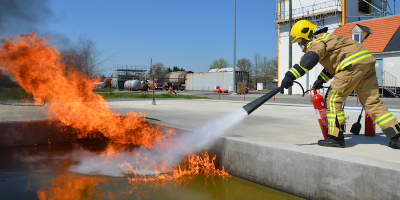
(382, 70, 397, 97)
(347, 8, 400, 21)
(275, 0, 342, 22)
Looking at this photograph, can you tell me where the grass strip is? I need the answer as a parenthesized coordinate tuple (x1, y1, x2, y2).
(100, 93, 209, 99)
(0, 87, 208, 100)
(93, 88, 115, 92)
(0, 87, 33, 100)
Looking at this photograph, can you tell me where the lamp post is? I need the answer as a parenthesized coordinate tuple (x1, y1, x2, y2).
(288, 0, 293, 95)
(233, 0, 237, 94)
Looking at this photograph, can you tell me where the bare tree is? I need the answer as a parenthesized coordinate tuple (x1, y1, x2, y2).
(149, 62, 168, 79)
(60, 32, 113, 77)
(267, 56, 278, 80)
(252, 53, 278, 85)
(252, 53, 262, 85)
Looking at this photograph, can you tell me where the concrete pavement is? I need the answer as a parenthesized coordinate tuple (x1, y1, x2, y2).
(1, 98, 400, 199)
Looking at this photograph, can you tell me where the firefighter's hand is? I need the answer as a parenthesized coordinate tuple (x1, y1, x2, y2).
(280, 76, 294, 94)
(313, 79, 324, 89)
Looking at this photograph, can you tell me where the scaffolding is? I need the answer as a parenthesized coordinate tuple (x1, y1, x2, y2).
(112, 65, 147, 77)
(347, 8, 400, 21)
(275, 0, 342, 29)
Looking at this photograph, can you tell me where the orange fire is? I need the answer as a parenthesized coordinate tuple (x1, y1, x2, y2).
(127, 151, 229, 184)
(37, 173, 106, 200)
(0, 33, 172, 148)
(0, 33, 229, 187)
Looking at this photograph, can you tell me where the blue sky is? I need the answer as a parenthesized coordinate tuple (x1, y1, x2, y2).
(18, 0, 278, 75)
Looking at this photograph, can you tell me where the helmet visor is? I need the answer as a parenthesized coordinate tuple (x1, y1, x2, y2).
(291, 36, 303, 44)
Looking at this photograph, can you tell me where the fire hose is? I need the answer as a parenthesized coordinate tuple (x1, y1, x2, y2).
(243, 80, 373, 138)
(243, 81, 304, 115)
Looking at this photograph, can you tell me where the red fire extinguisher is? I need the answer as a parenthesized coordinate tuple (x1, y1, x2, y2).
(312, 90, 329, 139)
(365, 112, 376, 137)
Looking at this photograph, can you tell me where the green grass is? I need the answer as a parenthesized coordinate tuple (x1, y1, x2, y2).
(0, 87, 33, 100)
(0, 87, 209, 101)
(93, 88, 115, 92)
(100, 93, 209, 99)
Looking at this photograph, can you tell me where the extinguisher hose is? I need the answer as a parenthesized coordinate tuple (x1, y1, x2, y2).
(292, 81, 305, 96)
(357, 107, 364, 123)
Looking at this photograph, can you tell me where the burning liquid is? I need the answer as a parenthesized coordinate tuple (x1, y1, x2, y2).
(1, 143, 304, 200)
(0, 33, 248, 180)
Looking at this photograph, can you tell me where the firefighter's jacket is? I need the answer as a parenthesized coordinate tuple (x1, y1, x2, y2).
(287, 32, 375, 83)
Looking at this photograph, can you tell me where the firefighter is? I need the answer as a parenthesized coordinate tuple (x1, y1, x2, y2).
(280, 20, 400, 149)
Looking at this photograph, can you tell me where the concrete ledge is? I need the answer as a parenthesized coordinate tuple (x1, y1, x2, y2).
(0, 120, 78, 147)
(209, 136, 400, 200)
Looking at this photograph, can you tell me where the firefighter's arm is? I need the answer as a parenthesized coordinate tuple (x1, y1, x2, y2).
(281, 50, 321, 91)
(287, 41, 328, 80)
(287, 51, 320, 80)
(313, 68, 333, 89)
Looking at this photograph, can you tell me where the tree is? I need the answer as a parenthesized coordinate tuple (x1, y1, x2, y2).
(237, 58, 252, 72)
(60, 32, 113, 77)
(252, 53, 262, 84)
(149, 62, 168, 79)
(251, 53, 278, 85)
(267, 56, 278, 80)
(172, 66, 185, 72)
(209, 58, 230, 70)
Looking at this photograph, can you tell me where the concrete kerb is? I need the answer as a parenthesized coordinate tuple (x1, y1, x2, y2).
(208, 136, 400, 200)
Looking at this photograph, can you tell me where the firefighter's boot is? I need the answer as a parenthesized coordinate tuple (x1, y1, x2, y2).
(318, 132, 345, 148)
(383, 127, 400, 149)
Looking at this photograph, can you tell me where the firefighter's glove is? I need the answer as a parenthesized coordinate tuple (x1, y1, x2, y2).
(280, 75, 294, 94)
(313, 79, 324, 90)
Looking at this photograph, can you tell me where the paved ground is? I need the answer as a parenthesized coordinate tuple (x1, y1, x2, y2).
(185, 91, 400, 109)
(106, 99, 400, 161)
(3, 95, 399, 161)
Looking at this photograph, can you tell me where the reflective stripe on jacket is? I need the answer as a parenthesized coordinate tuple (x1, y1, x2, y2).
(305, 33, 375, 76)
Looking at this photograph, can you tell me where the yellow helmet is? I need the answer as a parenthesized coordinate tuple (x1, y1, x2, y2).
(290, 20, 317, 43)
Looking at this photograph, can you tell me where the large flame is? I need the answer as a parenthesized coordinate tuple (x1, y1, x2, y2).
(0, 33, 172, 148)
(1, 33, 229, 185)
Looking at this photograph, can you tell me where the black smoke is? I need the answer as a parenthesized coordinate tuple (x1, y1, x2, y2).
(0, 0, 72, 49)
(0, 0, 52, 34)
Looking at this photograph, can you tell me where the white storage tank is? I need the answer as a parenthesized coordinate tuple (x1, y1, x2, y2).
(257, 83, 263, 91)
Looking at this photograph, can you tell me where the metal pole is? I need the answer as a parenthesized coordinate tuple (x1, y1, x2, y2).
(151, 58, 156, 105)
(233, 0, 237, 94)
(288, 0, 293, 95)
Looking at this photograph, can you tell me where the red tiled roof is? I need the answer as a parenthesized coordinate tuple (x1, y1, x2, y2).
(333, 15, 400, 53)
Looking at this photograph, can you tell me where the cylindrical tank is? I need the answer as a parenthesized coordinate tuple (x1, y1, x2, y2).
(312, 90, 329, 139)
(140, 84, 149, 91)
(132, 80, 140, 90)
(365, 112, 376, 137)
(104, 78, 112, 88)
(124, 80, 130, 90)
(164, 71, 193, 84)
(112, 75, 118, 89)
(124, 80, 141, 91)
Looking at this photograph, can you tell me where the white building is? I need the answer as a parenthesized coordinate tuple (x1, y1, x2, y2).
(276, 0, 399, 95)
